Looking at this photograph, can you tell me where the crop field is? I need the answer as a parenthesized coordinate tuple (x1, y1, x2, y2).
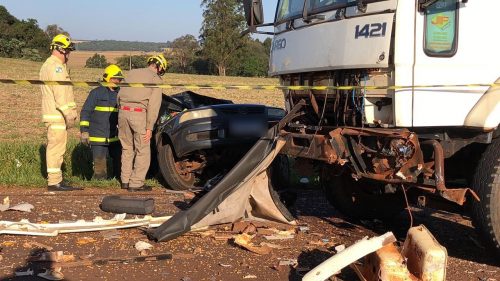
(0, 57, 282, 143)
(67, 50, 156, 68)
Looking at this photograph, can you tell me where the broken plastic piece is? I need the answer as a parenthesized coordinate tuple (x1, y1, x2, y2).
(0, 215, 171, 236)
(302, 232, 396, 281)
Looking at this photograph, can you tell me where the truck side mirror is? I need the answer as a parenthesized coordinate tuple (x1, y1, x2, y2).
(243, 0, 264, 27)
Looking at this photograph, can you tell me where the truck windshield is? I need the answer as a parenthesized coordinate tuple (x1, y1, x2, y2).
(276, 0, 305, 22)
(276, 0, 388, 23)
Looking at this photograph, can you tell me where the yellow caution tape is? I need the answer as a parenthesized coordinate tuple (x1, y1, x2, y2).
(0, 79, 498, 91)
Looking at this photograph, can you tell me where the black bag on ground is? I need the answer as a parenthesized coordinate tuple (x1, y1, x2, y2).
(100, 196, 155, 215)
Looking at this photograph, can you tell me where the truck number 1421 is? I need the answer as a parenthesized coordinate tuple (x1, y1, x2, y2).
(355, 22, 387, 39)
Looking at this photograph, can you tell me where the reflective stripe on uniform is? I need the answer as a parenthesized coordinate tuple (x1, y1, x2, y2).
(47, 168, 62, 173)
(89, 136, 120, 143)
(94, 106, 118, 112)
(43, 114, 64, 120)
(50, 124, 67, 130)
(80, 120, 90, 127)
(59, 102, 77, 111)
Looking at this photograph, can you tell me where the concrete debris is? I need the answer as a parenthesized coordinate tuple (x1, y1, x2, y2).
(302, 232, 397, 281)
(298, 226, 310, 232)
(278, 259, 298, 266)
(38, 268, 64, 281)
(0, 197, 9, 212)
(233, 233, 273, 255)
(8, 202, 34, 212)
(14, 268, 34, 276)
(135, 241, 153, 252)
(260, 242, 285, 249)
(101, 229, 121, 240)
(0, 197, 34, 212)
(243, 274, 258, 279)
(23, 241, 54, 251)
(76, 237, 96, 245)
(264, 234, 295, 240)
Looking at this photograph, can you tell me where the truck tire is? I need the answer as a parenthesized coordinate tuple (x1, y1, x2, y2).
(157, 140, 196, 190)
(471, 138, 500, 256)
(321, 167, 405, 220)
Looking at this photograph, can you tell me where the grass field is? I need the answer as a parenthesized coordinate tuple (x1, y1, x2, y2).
(0, 57, 282, 186)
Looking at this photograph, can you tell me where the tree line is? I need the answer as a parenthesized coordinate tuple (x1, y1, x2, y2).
(0, 1, 272, 77)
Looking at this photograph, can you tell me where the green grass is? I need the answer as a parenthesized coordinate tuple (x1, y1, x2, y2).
(0, 138, 160, 188)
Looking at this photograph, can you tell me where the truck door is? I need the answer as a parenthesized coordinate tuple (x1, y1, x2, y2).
(412, 0, 499, 127)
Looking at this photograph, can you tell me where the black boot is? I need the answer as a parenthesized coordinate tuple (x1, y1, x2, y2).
(127, 185, 152, 192)
(48, 182, 83, 191)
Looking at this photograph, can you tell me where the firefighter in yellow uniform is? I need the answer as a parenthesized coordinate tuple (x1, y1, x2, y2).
(118, 54, 167, 192)
(40, 34, 82, 191)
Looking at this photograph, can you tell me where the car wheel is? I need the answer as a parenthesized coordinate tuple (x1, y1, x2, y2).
(471, 138, 500, 257)
(157, 139, 196, 190)
(321, 166, 406, 220)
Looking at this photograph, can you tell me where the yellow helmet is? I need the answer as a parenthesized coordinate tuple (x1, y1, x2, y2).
(102, 64, 124, 82)
(50, 34, 75, 52)
(147, 53, 168, 76)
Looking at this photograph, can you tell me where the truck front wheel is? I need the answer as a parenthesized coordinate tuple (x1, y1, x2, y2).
(321, 166, 406, 220)
(471, 138, 500, 256)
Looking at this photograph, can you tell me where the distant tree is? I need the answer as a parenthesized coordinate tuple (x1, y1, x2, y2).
(45, 24, 69, 39)
(0, 6, 50, 59)
(200, 0, 248, 76)
(85, 53, 108, 68)
(116, 55, 148, 70)
(169, 35, 200, 74)
(21, 48, 43, 62)
(77, 40, 170, 52)
(232, 39, 269, 77)
(263, 38, 272, 56)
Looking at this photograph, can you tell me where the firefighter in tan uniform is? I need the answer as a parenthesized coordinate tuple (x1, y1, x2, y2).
(118, 54, 167, 191)
(40, 34, 82, 191)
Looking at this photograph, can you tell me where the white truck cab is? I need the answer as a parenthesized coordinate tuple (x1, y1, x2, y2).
(244, 0, 500, 256)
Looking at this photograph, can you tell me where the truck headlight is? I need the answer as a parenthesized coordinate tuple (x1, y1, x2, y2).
(178, 109, 218, 124)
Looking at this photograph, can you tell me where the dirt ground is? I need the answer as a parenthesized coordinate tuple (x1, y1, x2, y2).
(0, 186, 498, 281)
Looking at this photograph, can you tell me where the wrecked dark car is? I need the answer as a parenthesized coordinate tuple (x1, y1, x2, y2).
(154, 91, 285, 190)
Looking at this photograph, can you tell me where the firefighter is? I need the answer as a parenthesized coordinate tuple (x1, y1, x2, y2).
(40, 34, 82, 191)
(117, 54, 167, 192)
(80, 65, 124, 181)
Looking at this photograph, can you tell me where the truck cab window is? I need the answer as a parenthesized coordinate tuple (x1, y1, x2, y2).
(276, 0, 305, 22)
(424, 0, 458, 57)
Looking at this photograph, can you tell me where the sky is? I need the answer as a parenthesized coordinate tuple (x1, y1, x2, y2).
(0, 0, 277, 42)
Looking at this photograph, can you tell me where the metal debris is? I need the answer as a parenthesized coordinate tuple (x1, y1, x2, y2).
(37, 268, 64, 281)
(14, 268, 34, 276)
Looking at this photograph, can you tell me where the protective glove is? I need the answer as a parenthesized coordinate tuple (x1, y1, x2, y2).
(81, 132, 90, 146)
(64, 110, 78, 128)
